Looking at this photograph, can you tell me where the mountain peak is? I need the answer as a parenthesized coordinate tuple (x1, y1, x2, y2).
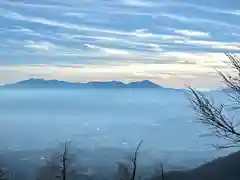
(127, 80, 161, 88)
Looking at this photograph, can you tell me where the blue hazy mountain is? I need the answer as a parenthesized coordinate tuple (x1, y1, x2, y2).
(2, 78, 165, 89)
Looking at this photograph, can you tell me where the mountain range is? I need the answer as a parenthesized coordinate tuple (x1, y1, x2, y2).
(1, 78, 165, 89)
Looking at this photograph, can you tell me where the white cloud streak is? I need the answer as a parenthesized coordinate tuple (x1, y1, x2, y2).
(174, 29, 210, 37)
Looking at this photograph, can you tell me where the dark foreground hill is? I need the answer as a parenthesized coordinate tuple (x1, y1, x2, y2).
(162, 150, 240, 180)
(0, 148, 240, 180)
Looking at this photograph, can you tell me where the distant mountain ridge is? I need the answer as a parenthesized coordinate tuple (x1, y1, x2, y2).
(2, 78, 165, 89)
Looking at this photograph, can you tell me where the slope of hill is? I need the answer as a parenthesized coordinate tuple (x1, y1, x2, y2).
(162, 150, 240, 180)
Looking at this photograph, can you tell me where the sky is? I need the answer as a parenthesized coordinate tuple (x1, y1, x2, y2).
(0, 0, 240, 88)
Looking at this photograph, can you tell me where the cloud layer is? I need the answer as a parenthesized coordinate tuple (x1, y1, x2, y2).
(0, 0, 239, 87)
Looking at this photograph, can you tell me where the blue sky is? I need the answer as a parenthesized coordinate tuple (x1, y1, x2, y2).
(0, 0, 240, 87)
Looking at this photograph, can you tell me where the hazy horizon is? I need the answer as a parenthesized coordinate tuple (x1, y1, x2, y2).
(0, 88, 226, 151)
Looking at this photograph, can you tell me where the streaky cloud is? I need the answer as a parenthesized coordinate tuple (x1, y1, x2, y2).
(174, 29, 210, 38)
(0, 0, 240, 87)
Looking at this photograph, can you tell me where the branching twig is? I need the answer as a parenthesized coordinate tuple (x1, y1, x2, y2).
(130, 141, 143, 180)
(188, 53, 240, 149)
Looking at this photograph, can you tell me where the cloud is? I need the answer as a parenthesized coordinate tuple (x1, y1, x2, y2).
(0, 0, 78, 11)
(6, 13, 77, 29)
(132, 29, 186, 41)
(63, 12, 85, 18)
(84, 43, 131, 55)
(162, 1, 240, 17)
(2, 0, 239, 18)
(24, 41, 56, 51)
(121, 0, 154, 7)
(4, 10, 239, 42)
(159, 13, 240, 29)
(174, 29, 210, 37)
(177, 40, 240, 51)
(1, 0, 240, 87)
(232, 10, 240, 16)
(3, 11, 130, 36)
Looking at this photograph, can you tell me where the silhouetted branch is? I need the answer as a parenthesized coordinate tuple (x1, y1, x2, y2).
(61, 141, 68, 180)
(188, 53, 240, 149)
(117, 141, 143, 180)
(219, 53, 240, 108)
(131, 141, 143, 180)
(36, 141, 78, 180)
(161, 164, 164, 180)
(150, 163, 165, 180)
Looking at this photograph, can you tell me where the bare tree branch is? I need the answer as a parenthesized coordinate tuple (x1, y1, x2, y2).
(161, 164, 164, 180)
(61, 141, 68, 180)
(188, 53, 240, 149)
(117, 141, 143, 180)
(131, 140, 143, 180)
(36, 141, 78, 180)
(150, 163, 165, 180)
